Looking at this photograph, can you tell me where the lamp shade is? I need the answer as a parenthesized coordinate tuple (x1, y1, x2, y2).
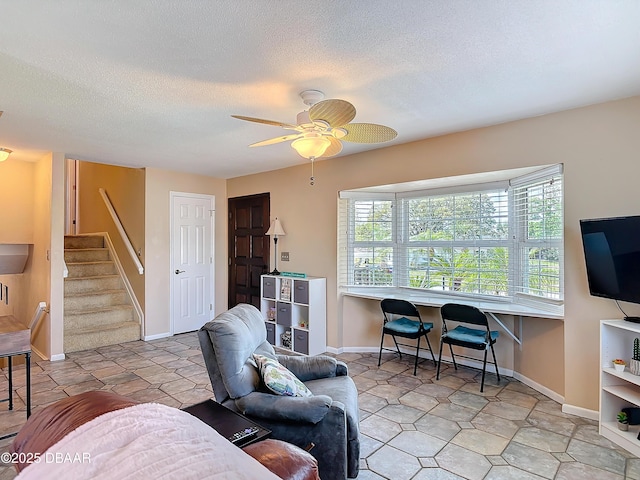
(0, 148, 12, 162)
(266, 218, 286, 236)
(291, 135, 330, 159)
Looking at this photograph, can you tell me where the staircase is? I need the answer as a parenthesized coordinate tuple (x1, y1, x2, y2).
(64, 234, 140, 353)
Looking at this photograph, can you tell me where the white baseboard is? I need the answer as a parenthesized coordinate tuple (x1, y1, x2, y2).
(512, 371, 564, 404)
(31, 344, 65, 362)
(327, 346, 380, 355)
(562, 403, 599, 421)
(143, 332, 172, 341)
(30, 344, 47, 361)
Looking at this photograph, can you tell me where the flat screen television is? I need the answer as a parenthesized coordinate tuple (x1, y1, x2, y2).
(580, 215, 640, 322)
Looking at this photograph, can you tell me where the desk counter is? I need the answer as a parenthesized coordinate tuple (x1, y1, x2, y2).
(0, 315, 30, 356)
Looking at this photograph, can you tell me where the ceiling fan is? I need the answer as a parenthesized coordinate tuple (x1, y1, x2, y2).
(232, 90, 397, 184)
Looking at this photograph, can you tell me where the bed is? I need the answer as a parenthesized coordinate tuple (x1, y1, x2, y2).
(10, 391, 319, 480)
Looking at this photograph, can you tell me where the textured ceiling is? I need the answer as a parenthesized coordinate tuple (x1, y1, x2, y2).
(1, 1, 639, 178)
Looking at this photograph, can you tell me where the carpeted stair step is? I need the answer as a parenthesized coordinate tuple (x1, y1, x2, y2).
(64, 305, 135, 330)
(64, 289, 130, 311)
(64, 235, 105, 249)
(64, 248, 111, 263)
(64, 321, 140, 353)
(64, 274, 123, 295)
(66, 261, 118, 277)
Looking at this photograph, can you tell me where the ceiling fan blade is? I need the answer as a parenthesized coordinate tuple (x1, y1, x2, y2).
(341, 123, 398, 143)
(249, 134, 302, 147)
(321, 137, 343, 158)
(309, 99, 356, 128)
(232, 115, 298, 130)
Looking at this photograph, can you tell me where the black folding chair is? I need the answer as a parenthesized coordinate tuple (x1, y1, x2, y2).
(436, 303, 500, 392)
(378, 299, 436, 375)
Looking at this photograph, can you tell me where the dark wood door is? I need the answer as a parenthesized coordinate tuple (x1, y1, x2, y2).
(228, 193, 270, 309)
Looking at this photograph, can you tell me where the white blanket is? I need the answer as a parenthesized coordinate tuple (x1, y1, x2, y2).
(17, 402, 281, 480)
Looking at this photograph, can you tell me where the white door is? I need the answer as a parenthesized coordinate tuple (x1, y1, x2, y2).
(171, 193, 214, 334)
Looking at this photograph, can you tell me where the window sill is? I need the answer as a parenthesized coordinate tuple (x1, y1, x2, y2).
(341, 287, 564, 320)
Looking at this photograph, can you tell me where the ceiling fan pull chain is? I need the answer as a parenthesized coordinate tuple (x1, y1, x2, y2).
(310, 157, 315, 186)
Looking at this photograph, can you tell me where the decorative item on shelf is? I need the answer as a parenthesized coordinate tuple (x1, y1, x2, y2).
(622, 407, 640, 425)
(613, 359, 626, 372)
(299, 321, 306, 329)
(618, 411, 629, 431)
(280, 278, 292, 302)
(281, 272, 307, 278)
(267, 307, 276, 321)
(631, 338, 640, 375)
(266, 218, 286, 275)
(281, 330, 292, 349)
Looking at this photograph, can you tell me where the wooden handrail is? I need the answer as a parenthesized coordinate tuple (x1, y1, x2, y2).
(99, 188, 144, 274)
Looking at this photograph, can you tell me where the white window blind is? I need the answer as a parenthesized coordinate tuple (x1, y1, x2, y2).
(400, 189, 511, 296)
(348, 198, 396, 286)
(338, 164, 564, 304)
(512, 165, 564, 299)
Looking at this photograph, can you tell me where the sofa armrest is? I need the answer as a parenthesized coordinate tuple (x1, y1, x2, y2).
(335, 360, 348, 376)
(277, 354, 347, 381)
(235, 391, 333, 424)
(243, 439, 320, 480)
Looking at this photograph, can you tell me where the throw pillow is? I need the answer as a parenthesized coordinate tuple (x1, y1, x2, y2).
(252, 354, 312, 397)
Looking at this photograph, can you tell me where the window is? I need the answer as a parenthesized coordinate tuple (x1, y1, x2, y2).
(347, 198, 395, 286)
(401, 189, 510, 296)
(339, 165, 563, 303)
(512, 170, 563, 300)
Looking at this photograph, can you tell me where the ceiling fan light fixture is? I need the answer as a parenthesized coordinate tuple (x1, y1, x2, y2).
(0, 148, 12, 162)
(333, 127, 348, 139)
(291, 135, 331, 159)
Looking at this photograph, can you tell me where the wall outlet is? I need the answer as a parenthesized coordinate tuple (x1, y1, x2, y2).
(281, 251, 290, 262)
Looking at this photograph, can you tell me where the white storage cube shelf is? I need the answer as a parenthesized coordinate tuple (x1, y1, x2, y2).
(600, 320, 640, 456)
(261, 275, 327, 356)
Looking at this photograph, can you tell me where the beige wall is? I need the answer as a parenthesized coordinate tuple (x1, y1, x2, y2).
(515, 316, 564, 395)
(77, 161, 146, 311)
(227, 95, 640, 411)
(0, 157, 50, 355)
(144, 168, 227, 338)
(0, 158, 32, 318)
(0, 275, 20, 317)
(0, 154, 64, 360)
(0, 159, 35, 352)
(0, 158, 35, 328)
(21, 154, 52, 357)
(0, 159, 35, 243)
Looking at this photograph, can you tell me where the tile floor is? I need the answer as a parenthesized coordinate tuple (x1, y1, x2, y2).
(0, 333, 639, 479)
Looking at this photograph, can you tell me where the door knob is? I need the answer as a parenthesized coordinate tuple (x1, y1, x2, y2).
(175, 269, 185, 274)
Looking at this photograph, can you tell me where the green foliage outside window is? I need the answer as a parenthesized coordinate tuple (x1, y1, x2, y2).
(347, 171, 563, 300)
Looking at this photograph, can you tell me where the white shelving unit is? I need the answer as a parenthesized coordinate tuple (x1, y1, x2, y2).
(600, 320, 640, 456)
(260, 274, 326, 356)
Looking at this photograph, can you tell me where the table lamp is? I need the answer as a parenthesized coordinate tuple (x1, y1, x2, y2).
(266, 218, 286, 275)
